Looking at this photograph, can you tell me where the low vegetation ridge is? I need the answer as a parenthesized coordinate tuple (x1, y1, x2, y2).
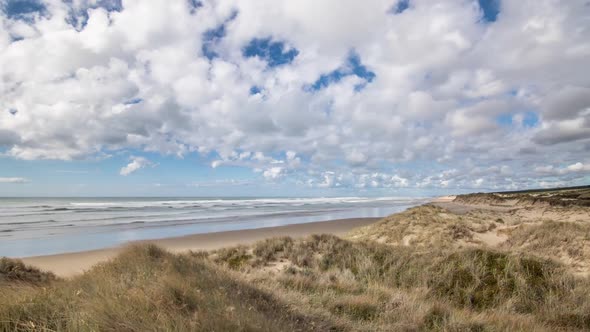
(1, 187, 589, 331)
(454, 185, 590, 207)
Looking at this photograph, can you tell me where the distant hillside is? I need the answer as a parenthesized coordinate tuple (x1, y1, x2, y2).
(492, 185, 590, 194)
(454, 186, 590, 207)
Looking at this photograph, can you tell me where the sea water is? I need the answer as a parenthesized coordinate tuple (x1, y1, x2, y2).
(0, 196, 428, 257)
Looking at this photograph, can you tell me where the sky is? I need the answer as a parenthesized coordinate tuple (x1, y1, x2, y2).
(0, 0, 589, 197)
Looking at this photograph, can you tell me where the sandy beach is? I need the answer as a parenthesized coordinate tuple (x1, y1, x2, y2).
(21, 217, 379, 277)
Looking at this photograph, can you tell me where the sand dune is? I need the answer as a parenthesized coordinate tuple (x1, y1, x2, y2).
(21, 217, 379, 277)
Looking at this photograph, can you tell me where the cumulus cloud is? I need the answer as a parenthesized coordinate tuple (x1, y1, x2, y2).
(119, 156, 154, 176)
(0, 177, 29, 183)
(263, 167, 284, 181)
(535, 162, 590, 176)
(0, 0, 589, 190)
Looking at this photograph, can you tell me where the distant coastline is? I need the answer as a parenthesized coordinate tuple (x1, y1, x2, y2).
(0, 196, 427, 257)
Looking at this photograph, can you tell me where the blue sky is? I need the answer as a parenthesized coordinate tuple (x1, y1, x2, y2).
(0, 0, 589, 196)
(0, 152, 267, 196)
(0, 152, 471, 197)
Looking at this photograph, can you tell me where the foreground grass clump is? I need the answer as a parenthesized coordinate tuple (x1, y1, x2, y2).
(0, 244, 340, 331)
(0, 257, 56, 285)
(428, 249, 565, 312)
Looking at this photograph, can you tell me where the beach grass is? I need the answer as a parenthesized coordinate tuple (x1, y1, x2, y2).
(1, 187, 589, 331)
(1, 237, 589, 331)
(0, 244, 340, 331)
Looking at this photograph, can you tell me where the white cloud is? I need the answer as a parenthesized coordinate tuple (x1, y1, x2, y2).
(0, 0, 589, 190)
(0, 177, 29, 183)
(535, 162, 590, 176)
(119, 157, 154, 176)
(188, 179, 254, 187)
(263, 167, 284, 180)
(566, 162, 590, 173)
(346, 150, 368, 166)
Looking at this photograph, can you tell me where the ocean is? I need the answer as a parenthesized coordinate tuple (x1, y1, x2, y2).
(0, 196, 429, 257)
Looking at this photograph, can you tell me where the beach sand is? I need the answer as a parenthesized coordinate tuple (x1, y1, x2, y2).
(21, 217, 380, 277)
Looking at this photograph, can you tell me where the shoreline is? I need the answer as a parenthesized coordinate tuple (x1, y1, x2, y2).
(21, 217, 380, 277)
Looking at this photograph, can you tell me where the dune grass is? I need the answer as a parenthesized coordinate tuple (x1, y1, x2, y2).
(502, 221, 590, 276)
(213, 234, 589, 331)
(503, 221, 590, 258)
(0, 257, 56, 285)
(346, 204, 496, 248)
(0, 244, 340, 331)
(1, 194, 589, 331)
(1, 238, 589, 331)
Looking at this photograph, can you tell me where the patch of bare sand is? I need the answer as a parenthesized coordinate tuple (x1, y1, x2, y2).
(259, 260, 291, 274)
(475, 230, 507, 247)
(402, 234, 416, 246)
(431, 195, 456, 203)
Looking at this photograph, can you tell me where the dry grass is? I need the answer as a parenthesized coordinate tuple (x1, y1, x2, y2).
(346, 204, 498, 249)
(213, 234, 589, 331)
(502, 221, 590, 275)
(0, 244, 341, 331)
(2, 236, 588, 331)
(1, 188, 589, 331)
(0, 257, 56, 285)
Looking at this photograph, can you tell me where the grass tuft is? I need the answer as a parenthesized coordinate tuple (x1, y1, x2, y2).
(0, 257, 56, 285)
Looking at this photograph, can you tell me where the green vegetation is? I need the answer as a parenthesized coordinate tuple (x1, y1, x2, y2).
(456, 185, 590, 207)
(492, 185, 590, 195)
